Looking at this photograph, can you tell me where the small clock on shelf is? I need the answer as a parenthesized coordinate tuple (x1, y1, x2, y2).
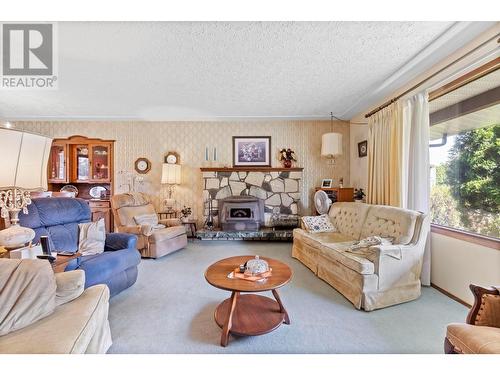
(134, 158, 151, 174)
(164, 151, 180, 164)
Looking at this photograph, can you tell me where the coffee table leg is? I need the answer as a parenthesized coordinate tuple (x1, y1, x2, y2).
(272, 289, 290, 325)
(221, 291, 239, 347)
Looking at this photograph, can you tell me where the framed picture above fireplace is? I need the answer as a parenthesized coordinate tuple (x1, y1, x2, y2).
(233, 136, 271, 167)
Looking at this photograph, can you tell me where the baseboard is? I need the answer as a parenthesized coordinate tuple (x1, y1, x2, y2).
(431, 283, 471, 308)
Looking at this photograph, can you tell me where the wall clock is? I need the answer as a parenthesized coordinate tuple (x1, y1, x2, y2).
(164, 151, 180, 164)
(134, 158, 151, 174)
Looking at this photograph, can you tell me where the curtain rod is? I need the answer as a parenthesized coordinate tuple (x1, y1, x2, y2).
(364, 33, 500, 119)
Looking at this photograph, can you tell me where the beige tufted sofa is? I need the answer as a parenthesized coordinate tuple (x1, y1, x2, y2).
(292, 202, 429, 311)
(111, 192, 188, 259)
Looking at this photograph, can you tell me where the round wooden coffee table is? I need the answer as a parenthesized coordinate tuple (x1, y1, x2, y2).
(205, 255, 292, 347)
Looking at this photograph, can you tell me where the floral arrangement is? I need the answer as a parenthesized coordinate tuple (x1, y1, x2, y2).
(279, 148, 297, 162)
(180, 206, 192, 219)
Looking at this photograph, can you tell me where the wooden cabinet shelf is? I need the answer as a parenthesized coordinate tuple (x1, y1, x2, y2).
(47, 135, 115, 232)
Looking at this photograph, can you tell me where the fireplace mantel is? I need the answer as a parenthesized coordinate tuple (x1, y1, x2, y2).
(200, 167, 303, 172)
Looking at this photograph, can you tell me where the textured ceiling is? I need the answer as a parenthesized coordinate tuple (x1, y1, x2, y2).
(0, 21, 494, 121)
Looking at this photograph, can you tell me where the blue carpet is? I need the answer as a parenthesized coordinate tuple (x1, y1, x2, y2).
(108, 241, 467, 353)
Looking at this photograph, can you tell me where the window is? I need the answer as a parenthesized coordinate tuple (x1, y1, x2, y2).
(429, 66, 499, 240)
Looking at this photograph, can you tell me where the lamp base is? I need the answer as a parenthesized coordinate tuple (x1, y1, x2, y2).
(0, 224, 35, 249)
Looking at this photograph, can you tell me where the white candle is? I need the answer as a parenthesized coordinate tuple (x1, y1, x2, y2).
(213, 147, 217, 161)
(205, 147, 208, 161)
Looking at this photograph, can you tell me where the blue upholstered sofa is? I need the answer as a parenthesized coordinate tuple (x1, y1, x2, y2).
(18, 197, 141, 297)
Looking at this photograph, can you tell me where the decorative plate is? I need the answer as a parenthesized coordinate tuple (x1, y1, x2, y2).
(60, 185, 78, 197)
(89, 186, 106, 199)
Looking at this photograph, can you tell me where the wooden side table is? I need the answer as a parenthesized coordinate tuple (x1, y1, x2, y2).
(181, 220, 197, 240)
(52, 252, 81, 273)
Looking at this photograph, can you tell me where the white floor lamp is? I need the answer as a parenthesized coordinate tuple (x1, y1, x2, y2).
(0, 127, 52, 249)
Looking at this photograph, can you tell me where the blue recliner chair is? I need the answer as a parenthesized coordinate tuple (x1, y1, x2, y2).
(18, 197, 141, 297)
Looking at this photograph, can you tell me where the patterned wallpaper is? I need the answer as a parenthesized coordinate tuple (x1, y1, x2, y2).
(14, 120, 350, 225)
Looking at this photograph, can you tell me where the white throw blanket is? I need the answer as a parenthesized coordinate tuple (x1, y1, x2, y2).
(328, 236, 401, 260)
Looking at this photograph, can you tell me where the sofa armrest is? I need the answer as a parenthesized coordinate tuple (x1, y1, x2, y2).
(55, 270, 85, 306)
(105, 232, 138, 251)
(369, 244, 411, 261)
(158, 218, 182, 227)
(369, 243, 424, 290)
(117, 224, 153, 236)
(467, 285, 500, 327)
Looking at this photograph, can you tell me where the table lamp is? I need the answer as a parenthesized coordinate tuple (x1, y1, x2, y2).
(0, 127, 52, 249)
(161, 162, 181, 210)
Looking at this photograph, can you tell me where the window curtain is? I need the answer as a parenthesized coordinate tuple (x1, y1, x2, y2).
(366, 92, 431, 285)
(367, 102, 403, 206)
(402, 92, 431, 286)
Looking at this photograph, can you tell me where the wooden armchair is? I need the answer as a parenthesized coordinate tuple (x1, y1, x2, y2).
(445, 284, 500, 354)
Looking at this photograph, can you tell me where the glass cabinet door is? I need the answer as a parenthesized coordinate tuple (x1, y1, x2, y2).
(48, 144, 67, 182)
(90, 144, 110, 181)
(75, 145, 90, 181)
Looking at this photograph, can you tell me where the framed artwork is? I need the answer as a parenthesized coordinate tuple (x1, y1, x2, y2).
(321, 179, 333, 188)
(233, 136, 271, 167)
(358, 140, 368, 158)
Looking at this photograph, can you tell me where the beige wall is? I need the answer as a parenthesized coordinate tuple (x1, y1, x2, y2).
(15, 120, 349, 224)
(431, 233, 500, 305)
(349, 123, 368, 193)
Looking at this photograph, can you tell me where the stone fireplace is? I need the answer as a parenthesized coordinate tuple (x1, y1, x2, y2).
(201, 168, 303, 230)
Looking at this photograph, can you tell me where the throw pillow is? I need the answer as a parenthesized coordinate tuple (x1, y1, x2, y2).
(134, 213, 165, 229)
(78, 219, 106, 256)
(301, 214, 336, 233)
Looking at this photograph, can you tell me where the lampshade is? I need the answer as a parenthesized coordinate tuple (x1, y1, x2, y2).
(161, 163, 181, 185)
(0, 128, 52, 190)
(321, 132, 343, 158)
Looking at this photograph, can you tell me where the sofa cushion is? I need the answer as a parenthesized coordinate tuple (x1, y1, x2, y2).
(293, 229, 374, 275)
(0, 284, 111, 354)
(150, 226, 187, 243)
(321, 244, 375, 275)
(360, 205, 419, 245)
(301, 214, 336, 233)
(447, 323, 500, 354)
(293, 228, 354, 248)
(116, 203, 157, 227)
(20, 198, 90, 228)
(19, 198, 91, 251)
(328, 202, 371, 240)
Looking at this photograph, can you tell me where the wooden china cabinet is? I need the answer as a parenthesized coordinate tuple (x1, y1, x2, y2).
(47, 136, 115, 232)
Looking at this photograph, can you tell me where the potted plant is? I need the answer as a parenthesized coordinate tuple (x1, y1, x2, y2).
(353, 188, 365, 203)
(180, 206, 192, 222)
(278, 148, 297, 168)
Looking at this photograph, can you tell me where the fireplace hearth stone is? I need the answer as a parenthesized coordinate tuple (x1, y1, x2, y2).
(195, 228, 294, 241)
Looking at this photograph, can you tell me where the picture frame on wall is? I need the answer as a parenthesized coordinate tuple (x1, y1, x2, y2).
(321, 179, 333, 188)
(233, 136, 271, 167)
(358, 140, 368, 157)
